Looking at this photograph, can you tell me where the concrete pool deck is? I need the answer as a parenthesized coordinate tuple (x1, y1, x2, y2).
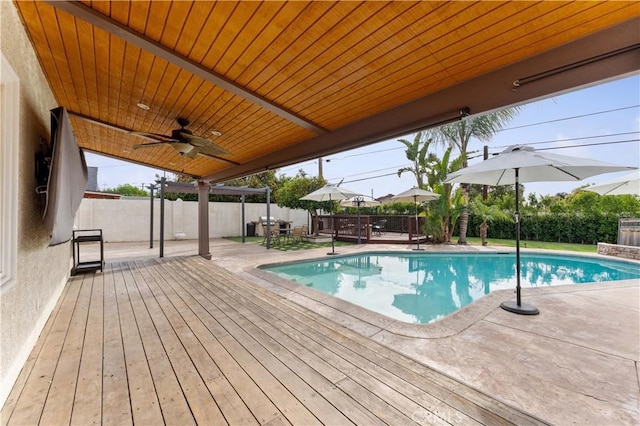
(104, 239, 639, 424)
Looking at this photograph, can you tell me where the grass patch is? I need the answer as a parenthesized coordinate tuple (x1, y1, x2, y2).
(224, 236, 353, 251)
(464, 237, 597, 253)
(224, 236, 596, 253)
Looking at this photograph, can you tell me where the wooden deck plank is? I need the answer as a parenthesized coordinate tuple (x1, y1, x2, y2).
(71, 273, 104, 425)
(124, 262, 227, 425)
(186, 257, 533, 426)
(119, 263, 198, 425)
(1, 276, 81, 426)
(111, 262, 165, 425)
(143, 263, 287, 426)
(163, 260, 395, 426)
(100, 263, 133, 425)
(133, 259, 261, 426)
(164, 264, 359, 425)
(150, 260, 319, 425)
(176, 259, 458, 425)
(2, 256, 546, 426)
(39, 273, 94, 425)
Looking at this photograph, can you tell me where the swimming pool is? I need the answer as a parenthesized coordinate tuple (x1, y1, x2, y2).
(262, 252, 640, 324)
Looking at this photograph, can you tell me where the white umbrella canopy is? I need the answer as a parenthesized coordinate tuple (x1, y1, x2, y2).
(301, 183, 363, 254)
(584, 171, 640, 196)
(300, 184, 362, 202)
(444, 144, 636, 315)
(391, 187, 440, 203)
(445, 145, 636, 185)
(392, 187, 440, 251)
(339, 197, 381, 207)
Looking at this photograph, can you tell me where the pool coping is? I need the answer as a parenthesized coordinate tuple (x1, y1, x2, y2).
(246, 248, 640, 340)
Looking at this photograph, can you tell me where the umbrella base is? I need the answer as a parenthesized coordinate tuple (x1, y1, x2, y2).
(327, 252, 338, 256)
(500, 300, 539, 315)
(412, 248, 425, 251)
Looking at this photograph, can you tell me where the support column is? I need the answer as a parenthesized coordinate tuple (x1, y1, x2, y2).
(198, 180, 211, 259)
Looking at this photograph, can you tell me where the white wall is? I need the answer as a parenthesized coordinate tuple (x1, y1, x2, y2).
(75, 198, 310, 242)
(1, 1, 70, 408)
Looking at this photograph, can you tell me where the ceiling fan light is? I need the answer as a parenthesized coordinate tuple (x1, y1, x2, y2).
(211, 130, 222, 137)
(171, 142, 194, 155)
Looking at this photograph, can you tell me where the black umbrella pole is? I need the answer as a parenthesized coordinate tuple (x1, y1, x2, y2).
(412, 196, 424, 251)
(501, 170, 539, 315)
(328, 197, 337, 255)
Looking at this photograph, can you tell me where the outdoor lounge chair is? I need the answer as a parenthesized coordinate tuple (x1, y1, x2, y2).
(372, 219, 387, 236)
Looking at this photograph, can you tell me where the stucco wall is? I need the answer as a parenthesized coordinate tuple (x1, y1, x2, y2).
(0, 2, 71, 408)
(75, 198, 310, 242)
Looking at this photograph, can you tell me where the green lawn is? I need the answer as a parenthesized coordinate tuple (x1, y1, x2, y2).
(464, 237, 597, 253)
(225, 236, 596, 253)
(224, 236, 353, 252)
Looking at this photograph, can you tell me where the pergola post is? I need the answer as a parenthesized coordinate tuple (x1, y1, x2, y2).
(198, 180, 211, 259)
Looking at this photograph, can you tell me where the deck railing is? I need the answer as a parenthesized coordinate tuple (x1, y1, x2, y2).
(317, 215, 429, 243)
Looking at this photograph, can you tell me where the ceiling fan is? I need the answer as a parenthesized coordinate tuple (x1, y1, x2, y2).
(132, 117, 232, 161)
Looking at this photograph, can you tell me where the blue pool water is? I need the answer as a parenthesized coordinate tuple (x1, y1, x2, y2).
(262, 252, 640, 324)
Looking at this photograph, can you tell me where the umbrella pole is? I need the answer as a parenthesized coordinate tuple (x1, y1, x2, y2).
(328, 195, 337, 255)
(501, 169, 539, 315)
(412, 195, 424, 251)
(357, 203, 361, 244)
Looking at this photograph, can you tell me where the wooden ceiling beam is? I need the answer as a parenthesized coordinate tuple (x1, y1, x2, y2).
(43, 0, 328, 135)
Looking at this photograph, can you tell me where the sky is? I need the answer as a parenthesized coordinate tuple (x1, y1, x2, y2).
(86, 73, 640, 199)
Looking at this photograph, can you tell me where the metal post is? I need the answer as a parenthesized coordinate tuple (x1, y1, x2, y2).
(241, 194, 246, 243)
(266, 187, 271, 249)
(412, 195, 424, 251)
(197, 180, 211, 259)
(482, 145, 489, 200)
(500, 168, 539, 315)
(159, 177, 165, 258)
(147, 184, 155, 249)
(327, 195, 337, 255)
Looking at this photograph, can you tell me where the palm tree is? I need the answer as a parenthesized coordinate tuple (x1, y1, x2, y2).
(425, 146, 465, 243)
(397, 131, 438, 189)
(423, 108, 520, 244)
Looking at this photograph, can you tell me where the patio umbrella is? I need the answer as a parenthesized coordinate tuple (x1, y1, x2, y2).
(445, 144, 636, 315)
(340, 197, 381, 244)
(583, 171, 639, 196)
(301, 184, 362, 255)
(392, 187, 440, 251)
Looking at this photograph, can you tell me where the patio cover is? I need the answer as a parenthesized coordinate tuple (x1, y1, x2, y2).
(12, 1, 639, 183)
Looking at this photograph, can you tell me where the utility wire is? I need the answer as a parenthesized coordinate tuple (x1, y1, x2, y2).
(496, 105, 639, 132)
(339, 139, 639, 184)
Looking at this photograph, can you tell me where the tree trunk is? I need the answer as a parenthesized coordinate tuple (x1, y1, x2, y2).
(310, 211, 319, 236)
(457, 184, 469, 245)
(480, 222, 488, 246)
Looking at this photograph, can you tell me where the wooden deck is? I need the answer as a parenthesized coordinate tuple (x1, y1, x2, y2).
(1, 257, 544, 425)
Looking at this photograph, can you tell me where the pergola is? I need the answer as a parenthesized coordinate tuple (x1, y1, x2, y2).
(156, 181, 274, 257)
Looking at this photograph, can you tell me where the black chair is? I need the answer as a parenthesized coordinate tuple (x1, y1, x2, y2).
(372, 219, 387, 236)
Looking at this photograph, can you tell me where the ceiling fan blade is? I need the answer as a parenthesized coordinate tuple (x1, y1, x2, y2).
(184, 147, 199, 159)
(179, 132, 228, 151)
(196, 142, 230, 156)
(197, 152, 240, 165)
(130, 131, 179, 145)
(133, 141, 172, 149)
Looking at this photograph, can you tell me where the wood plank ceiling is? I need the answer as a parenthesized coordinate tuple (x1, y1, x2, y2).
(13, 1, 640, 182)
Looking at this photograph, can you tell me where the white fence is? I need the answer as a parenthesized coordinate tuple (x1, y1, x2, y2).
(75, 198, 309, 242)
